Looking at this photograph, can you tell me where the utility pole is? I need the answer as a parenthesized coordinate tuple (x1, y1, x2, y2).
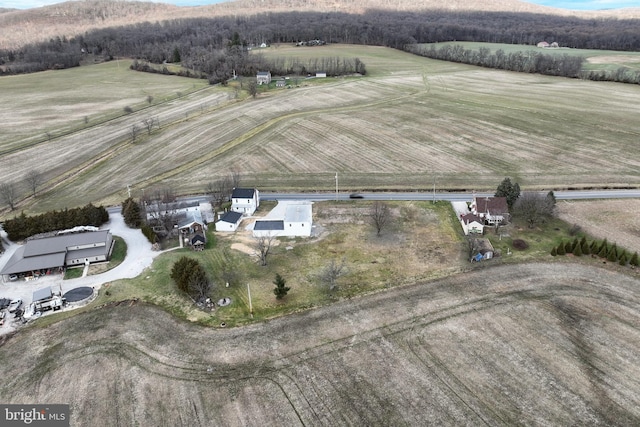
(247, 283, 253, 318)
(432, 175, 436, 204)
(335, 172, 338, 201)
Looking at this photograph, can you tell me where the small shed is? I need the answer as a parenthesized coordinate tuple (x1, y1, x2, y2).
(276, 79, 286, 88)
(191, 234, 205, 251)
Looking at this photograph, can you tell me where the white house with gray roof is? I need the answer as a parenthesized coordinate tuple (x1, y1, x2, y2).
(1, 230, 114, 281)
(231, 188, 260, 216)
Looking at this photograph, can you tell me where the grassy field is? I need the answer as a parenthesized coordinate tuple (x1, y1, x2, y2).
(1, 44, 640, 218)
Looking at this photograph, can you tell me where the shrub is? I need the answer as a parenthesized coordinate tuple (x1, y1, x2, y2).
(550, 246, 557, 256)
(512, 239, 529, 250)
(630, 252, 639, 267)
(564, 241, 573, 254)
(597, 243, 609, 258)
(607, 244, 618, 262)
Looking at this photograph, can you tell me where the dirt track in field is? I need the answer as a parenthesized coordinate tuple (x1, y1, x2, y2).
(1, 262, 639, 426)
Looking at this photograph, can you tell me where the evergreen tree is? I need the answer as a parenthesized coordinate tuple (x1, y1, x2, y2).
(573, 241, 583, 256)
(495, 177, 521, 209)
(618, 252, 627, 266)
(121, 197, 142, 228)
(597, 243, 608, 258)
(556, 242, 566, 255)
(550, 246, 557, 256)
(607, 244, 618, 262)
(564, 241, 573, 254)
(273, 273, 291, 300)
(581, 239, 590, 255)
(170, 257, 210, 300)
(630, 252, 639, 267)
(589, 240, 599, 254)
(598, 238, 609, 253)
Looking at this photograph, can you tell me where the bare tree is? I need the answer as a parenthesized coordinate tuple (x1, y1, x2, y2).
(369, 201, 391, 236)
(206, 175, 233, 207)
(144, 186, 178, 235)
(24, 169, 43, 197)
(130, 124, 139, 142)
(512, 191, 556, 228)
(254, 233, 276, 266)
(146, 95, 154, 104)
(320, 258, 346, 291)
(0, 182, 17, 210)
(142, 117, 156, 135)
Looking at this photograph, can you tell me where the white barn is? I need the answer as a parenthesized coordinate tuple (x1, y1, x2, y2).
(252, 202, 312, 238)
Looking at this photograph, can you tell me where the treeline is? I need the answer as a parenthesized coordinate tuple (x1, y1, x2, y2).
(407, 44, 585, 78)
(3, 203, 109, 242)
(0, 10, 638, 79)
(551, 236, 639, 268)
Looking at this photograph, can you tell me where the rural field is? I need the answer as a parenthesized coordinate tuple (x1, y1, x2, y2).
(1, 44, 640, 216)
(0, 263, 639, 425)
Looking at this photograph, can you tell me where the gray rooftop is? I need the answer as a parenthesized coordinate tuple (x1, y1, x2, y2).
(33, 286, 53, 302)
(24, 230, 111, 257)
(218, 211, 243, 224)
(254, 220, 284, 231)
(232, 188, 256, 199)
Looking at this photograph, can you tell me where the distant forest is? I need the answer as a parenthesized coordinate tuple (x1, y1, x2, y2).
(0, 10, 639, 83)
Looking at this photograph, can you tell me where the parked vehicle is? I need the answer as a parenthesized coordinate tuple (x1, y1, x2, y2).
(8, 274, 18, 281)
(349, 193, 364, 199)
(0, 310, 5, 326)
(8, 298, 22, 313)
(23, 303, 42, 321)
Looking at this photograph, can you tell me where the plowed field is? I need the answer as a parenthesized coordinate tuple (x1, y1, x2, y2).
(1, 263, 639, 426)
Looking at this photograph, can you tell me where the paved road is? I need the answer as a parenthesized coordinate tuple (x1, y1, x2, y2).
(181, 189, 640, 204)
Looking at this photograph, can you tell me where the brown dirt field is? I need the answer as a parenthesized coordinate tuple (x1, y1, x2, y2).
(1, 263, 639, 426)
(557, 199, 640, 253)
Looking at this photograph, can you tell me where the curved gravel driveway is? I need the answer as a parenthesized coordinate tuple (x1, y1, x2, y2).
(0, 212, 162, 333)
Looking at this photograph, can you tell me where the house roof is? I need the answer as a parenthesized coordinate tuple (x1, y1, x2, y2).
(178, 210, 204, 229)
(254, 220, 285, 231)
(474, 197, 508, 215)
(232, 188, 256, 199)
(23, 230, 111, 257)
(218, 211, 243, 224)
(460, 213, 483, 224)
(257, 71, 271, 76)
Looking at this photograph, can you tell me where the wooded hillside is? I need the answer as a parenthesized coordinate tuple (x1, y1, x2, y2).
(1, 0, 639, 50)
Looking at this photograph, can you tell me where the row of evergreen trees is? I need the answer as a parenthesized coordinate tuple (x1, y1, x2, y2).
(3, 203, 109, 242)
(551, 237, 639, 267)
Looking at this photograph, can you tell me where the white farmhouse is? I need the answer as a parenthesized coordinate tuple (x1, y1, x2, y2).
(231, 188, 260, 216)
